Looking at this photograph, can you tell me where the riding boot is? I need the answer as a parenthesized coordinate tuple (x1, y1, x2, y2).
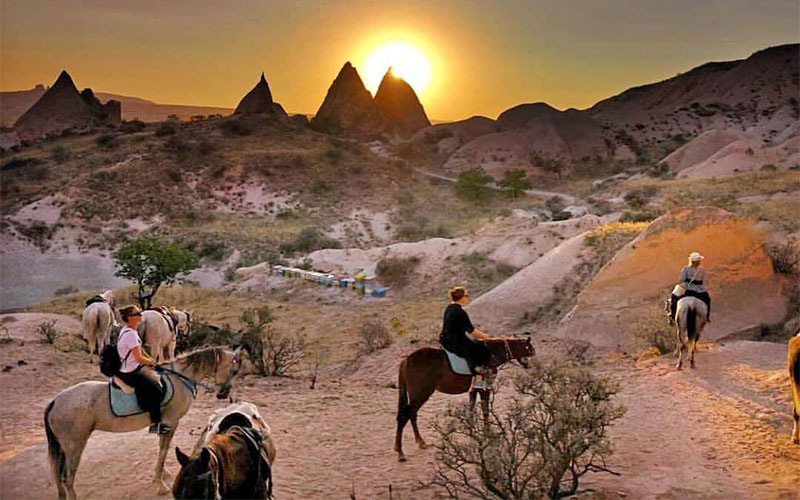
(669, 294, 678, 324)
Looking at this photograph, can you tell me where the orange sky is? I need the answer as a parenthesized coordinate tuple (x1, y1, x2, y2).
(1, 0, 798, 120)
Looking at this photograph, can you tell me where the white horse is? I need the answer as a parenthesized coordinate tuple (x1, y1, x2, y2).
(139, 308, 191, 363)
(190, 401, 277, 464)
(44, 346, 242, 499)
(81, 290, 117, 363)
(675, 296, 707, 370)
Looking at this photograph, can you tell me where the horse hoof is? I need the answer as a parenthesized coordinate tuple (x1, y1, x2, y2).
(417, 441, 428, 450)
(397, 454, 407, 463)
(676, 364, 682, 370)
(155, 482, 170, 496)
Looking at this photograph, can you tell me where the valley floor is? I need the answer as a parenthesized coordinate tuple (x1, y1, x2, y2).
(0, 314, 797, 500)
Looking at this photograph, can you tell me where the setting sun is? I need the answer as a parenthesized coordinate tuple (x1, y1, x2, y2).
(362, 41, 432, 97)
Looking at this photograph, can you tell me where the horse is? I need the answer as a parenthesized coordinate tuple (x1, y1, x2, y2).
(192, 401, 276, 464)
(43, 346, 242, 500)
(81, 290, 117, 363)
(174, 425, 273, 500)
(394, 337, 535, 462)
(675, 296, 707, 370)
(788, 333, 800, 444)
(140, 308, 192, 363)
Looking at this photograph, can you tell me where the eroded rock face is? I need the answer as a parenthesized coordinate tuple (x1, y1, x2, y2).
(373, 68, 430, 137)
(311, 62, 385, 137)
(13, 71, 120, 141)
(234, 73, 287, 117)
(557, 207, 788, 348)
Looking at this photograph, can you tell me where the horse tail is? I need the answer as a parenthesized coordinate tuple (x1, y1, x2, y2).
(686, 305, 697, 342)
(44, 400, 66, 486)
(397, 357, 409, 422)
(83, 306, 99, 354)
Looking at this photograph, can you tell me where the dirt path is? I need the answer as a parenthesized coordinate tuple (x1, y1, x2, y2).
(0, 316, 797, 499)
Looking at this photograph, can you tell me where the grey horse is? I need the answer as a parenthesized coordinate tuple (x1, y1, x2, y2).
(43, 346, 242, 499)
(675, 296, 707, 369)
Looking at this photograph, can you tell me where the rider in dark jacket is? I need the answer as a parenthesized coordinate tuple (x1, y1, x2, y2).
(439, 287, 492, 374)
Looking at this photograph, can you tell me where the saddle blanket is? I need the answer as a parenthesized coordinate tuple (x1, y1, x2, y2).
(443, 349, 472, 376)
(109, 374, 175, 417)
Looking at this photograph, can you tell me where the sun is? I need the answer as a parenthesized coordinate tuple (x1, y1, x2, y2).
(362, 41, 432, 97)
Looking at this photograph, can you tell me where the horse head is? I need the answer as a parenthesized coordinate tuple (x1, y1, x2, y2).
(213, 347, 242, 400)
(173, 447, 219, 500)
(174, 309, 192, 337)
(488, 335, 536, 368)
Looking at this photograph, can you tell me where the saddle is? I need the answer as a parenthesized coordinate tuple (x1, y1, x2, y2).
(442, 348, 473, 376)
(108, 373, 174, 417)
(150, 306, 178, 335)
(85, 295, 107, 307)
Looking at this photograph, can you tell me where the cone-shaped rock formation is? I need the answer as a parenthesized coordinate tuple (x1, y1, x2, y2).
(234, 73, 287, 117)
(373, 68, 430, 137)
(311, 62, 385, 137)
(13, 70, 120, 141)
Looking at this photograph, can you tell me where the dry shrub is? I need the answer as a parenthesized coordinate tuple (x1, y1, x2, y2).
(36, 319, 59, 344)
(359, 321, 393, 353)
(241, 307, 305, 376)
(376, 256, 420, 289)
(634, 310, 676, 354)
(432, 359, 625, 499)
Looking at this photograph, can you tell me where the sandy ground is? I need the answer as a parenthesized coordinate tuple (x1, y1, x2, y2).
(0, 314, 797, 500)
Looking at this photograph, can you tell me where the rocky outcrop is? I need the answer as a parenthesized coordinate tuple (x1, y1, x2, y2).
(557, 207, 789, 349)
(234, 73, 287, 117)
(311, 62, 385, 137)
(444, 103, 611, 179)
(373, 68, 430, 137)
(13, 71, 121, 141)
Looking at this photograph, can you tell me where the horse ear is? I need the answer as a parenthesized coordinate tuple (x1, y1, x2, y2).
(200, 448, 211, 466)
(175, 447, 190, 468)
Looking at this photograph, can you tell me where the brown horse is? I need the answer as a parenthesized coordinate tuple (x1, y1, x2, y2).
(789, 333, 800, 445)
(394, 337, 535, 461)
(174, 426, 273, 500)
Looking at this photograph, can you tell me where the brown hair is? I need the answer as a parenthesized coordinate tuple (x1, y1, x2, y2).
(119, 305, 141, 322)
(448, 286, 468, 302)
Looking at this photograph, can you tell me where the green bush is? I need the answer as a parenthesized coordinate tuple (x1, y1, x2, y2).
(218, 119, 253, 136)
(498, 169, 532, 198)
(376, 256, 420, 288)
(51, 146, 72, 163)
(155, 123, 177, 137)
(455, 167, 494, 202)
(95, 133, 118, 149)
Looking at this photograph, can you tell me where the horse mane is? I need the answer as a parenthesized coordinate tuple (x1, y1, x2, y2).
(165, 345, 225, 371)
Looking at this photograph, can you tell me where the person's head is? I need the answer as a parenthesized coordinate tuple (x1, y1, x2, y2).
(119, 305, 142, 327)
(688, 252, 704, 267)
(448, 286, 469, 305)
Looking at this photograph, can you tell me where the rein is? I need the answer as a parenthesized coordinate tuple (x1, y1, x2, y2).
(157, 366, 214, 396)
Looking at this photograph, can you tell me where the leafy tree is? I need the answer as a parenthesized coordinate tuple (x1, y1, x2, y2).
(113, 236, 199, 309)
(455, 167, 495, 202)
(499, 169, 532, 198)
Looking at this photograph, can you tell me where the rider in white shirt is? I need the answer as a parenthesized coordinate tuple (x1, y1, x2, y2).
(115, 305, 172, 435)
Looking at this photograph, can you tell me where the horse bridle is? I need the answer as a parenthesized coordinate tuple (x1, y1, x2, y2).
(214, 349, 241, 394)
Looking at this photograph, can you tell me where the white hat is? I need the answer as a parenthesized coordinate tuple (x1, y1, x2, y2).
(688, 252, 704, 262)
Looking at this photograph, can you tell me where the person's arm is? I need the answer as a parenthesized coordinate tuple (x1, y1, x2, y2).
(471, 328, 491, 341)
(680, 267, 689, 285)
(130, 346, 155, 367)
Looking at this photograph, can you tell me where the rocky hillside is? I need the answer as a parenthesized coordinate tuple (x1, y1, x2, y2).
(311, 62, 386, 138)
(589, 44, 799, 156)
(373, 68, 431, 137)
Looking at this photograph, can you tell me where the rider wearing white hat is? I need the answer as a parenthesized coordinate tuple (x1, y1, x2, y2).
(668, 252, 711, 324)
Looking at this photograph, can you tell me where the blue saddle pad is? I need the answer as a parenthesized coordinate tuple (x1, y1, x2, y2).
(109, 374, 174, 417)
(443, 349, 472, 376)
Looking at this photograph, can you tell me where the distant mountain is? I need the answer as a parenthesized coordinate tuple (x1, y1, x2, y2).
(1, 86, 233, 127)
(374, 68, 431, 137)
(588, 44, 799, 151)
(311, 62, 386, 138)
(13, 70, 120, 141)
(436, 44, 799, 179)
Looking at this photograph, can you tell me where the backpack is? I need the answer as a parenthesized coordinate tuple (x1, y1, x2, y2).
(99, 329, 132, 377)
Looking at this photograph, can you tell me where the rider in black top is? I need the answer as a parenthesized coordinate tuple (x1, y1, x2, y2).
(439, 287, 492, 374)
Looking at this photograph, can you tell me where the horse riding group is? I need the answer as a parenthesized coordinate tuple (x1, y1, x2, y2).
(44, 249, 800, 498)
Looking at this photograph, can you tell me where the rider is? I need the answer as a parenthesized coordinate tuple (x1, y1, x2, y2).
(116, 305, 172, 435)
(439, 286, 492, 375)
(669, 252, 712, 325)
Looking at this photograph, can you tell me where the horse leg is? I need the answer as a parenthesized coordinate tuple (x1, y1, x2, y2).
(480, 389, 490, 429)
(153, 426, 177, 495)
(410, 411, 428, 449)
(468, 389, 477, 419)
(167, 335, 176, 362)
(792, 401, 799, 445)
(60, 432, 90, 500)
(689, 337, 697, 369)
